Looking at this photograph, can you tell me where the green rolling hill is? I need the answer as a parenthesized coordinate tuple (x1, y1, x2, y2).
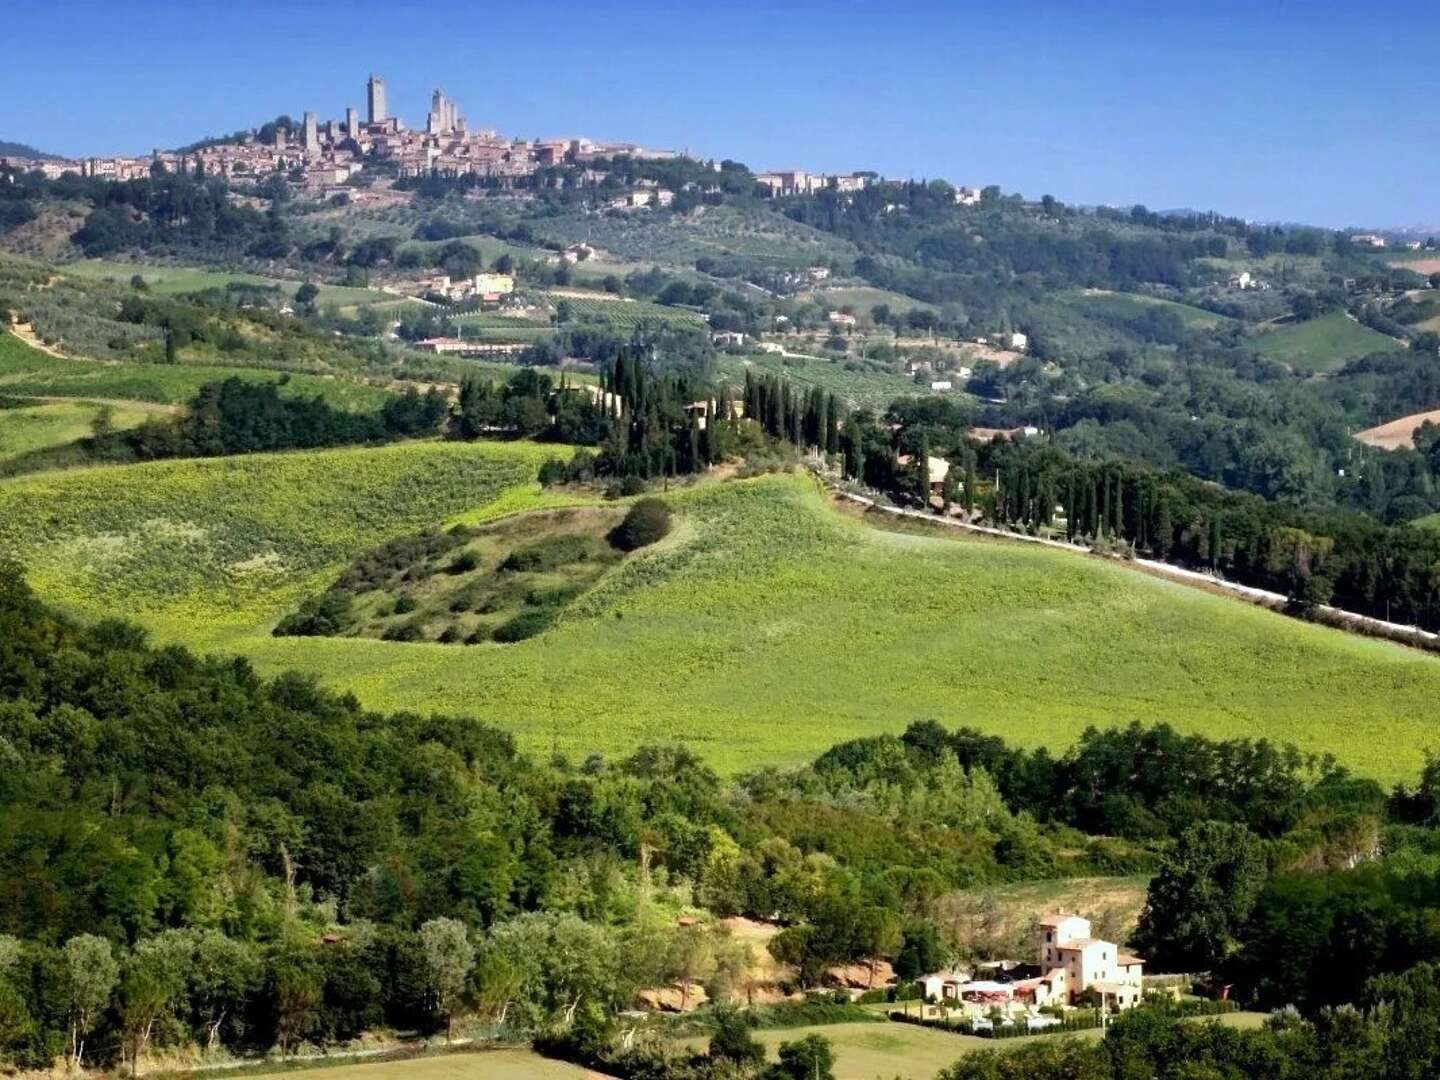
(3, 455, 1439, 783)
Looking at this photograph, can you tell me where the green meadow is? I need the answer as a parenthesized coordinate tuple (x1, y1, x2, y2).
(1254, 310, 1398, 372)
(62, 259, 388, 307)
(4, 450, 1440, 783)
(0, 397, 168, 464)
(1061, 289, 1235, 329)
(0, 331, 393, 410)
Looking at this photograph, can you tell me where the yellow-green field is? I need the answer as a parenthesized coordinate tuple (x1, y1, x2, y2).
(0, 331, 393, 411)
(0, 398, 169, 463)
(0, 440, 560, 645)
(5, 450, 1440, 783)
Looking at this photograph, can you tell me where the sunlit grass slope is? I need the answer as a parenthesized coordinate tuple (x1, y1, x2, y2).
(4, 463, 1439, 782)
(0, 440, 558, 643)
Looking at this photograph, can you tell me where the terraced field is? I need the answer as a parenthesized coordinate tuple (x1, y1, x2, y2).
(7, 459, 1440, 784)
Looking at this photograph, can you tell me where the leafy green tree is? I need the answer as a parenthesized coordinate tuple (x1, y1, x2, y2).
(119, 931, 189, 1075)
(771, 1033, 836, 1080)
(709, 1005, 764, 1068)
(62, 934, 118, 1071)
(894, 923, 946, 982)
(419, 918, 475, 1042)
(1134, 820, 1268, 971)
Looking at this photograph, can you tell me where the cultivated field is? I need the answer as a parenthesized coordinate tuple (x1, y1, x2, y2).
(0, 331, 394, 410)
(246, 1049, 611, 1080)
(1062, 289, 1235, 329)
(8, 462, 1440, 783)
(0, 440, 558, 644)
(532, 204, 858, 273)
(715, 351, 922, 410)
(1355, 408, 1440, 450)
(1253, 310, 1397, 372)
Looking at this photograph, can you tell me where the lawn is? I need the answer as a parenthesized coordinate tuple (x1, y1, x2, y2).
(245, 1048, 609, 1080)
(1253, 311, 1398, 372)
(0, 397, 169, 464)
(0, 331, 393, 411)
(8, 461, 1440, 784)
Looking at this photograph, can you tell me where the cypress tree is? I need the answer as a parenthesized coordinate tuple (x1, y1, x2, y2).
(963, 455, 976, 515)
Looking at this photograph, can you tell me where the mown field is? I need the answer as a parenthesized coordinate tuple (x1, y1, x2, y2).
(680, 1014, 1267, 1079)
(0, 331, 393, 410)
(0, 397, 169, 464)
(1254, 310, 1398, 372)
(246, 1049, 607, 1080)
(7, 457, 1440, 784)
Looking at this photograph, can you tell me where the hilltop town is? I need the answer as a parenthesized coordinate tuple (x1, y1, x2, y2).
(0, 73, 985, 209)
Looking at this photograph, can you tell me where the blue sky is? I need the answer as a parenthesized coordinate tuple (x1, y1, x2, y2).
(6, 0, 1437, 227)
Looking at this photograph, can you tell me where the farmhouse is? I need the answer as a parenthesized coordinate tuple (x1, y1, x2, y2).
(1037, 913, 1143, 1009)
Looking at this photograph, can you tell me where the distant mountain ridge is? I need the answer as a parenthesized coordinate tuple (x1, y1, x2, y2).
(0, 140, 62, 161)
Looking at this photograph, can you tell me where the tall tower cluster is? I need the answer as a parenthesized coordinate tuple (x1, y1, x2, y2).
(428, 88, 460, 135)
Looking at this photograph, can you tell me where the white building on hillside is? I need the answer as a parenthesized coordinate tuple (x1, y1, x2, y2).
(1036, 913, 1143, 1009)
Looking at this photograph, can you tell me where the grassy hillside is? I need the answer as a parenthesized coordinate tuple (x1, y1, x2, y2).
(0, 440, 559, 642)
(0, 331, 393, 410)
(0, 397, 169, 464)
(533, 204, 858, 272)
(1061, 288, 1235, 329)
(62, 259, 388, 307)
(1254, 310, 1398, 372)
(6, 460, 1440, 783)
